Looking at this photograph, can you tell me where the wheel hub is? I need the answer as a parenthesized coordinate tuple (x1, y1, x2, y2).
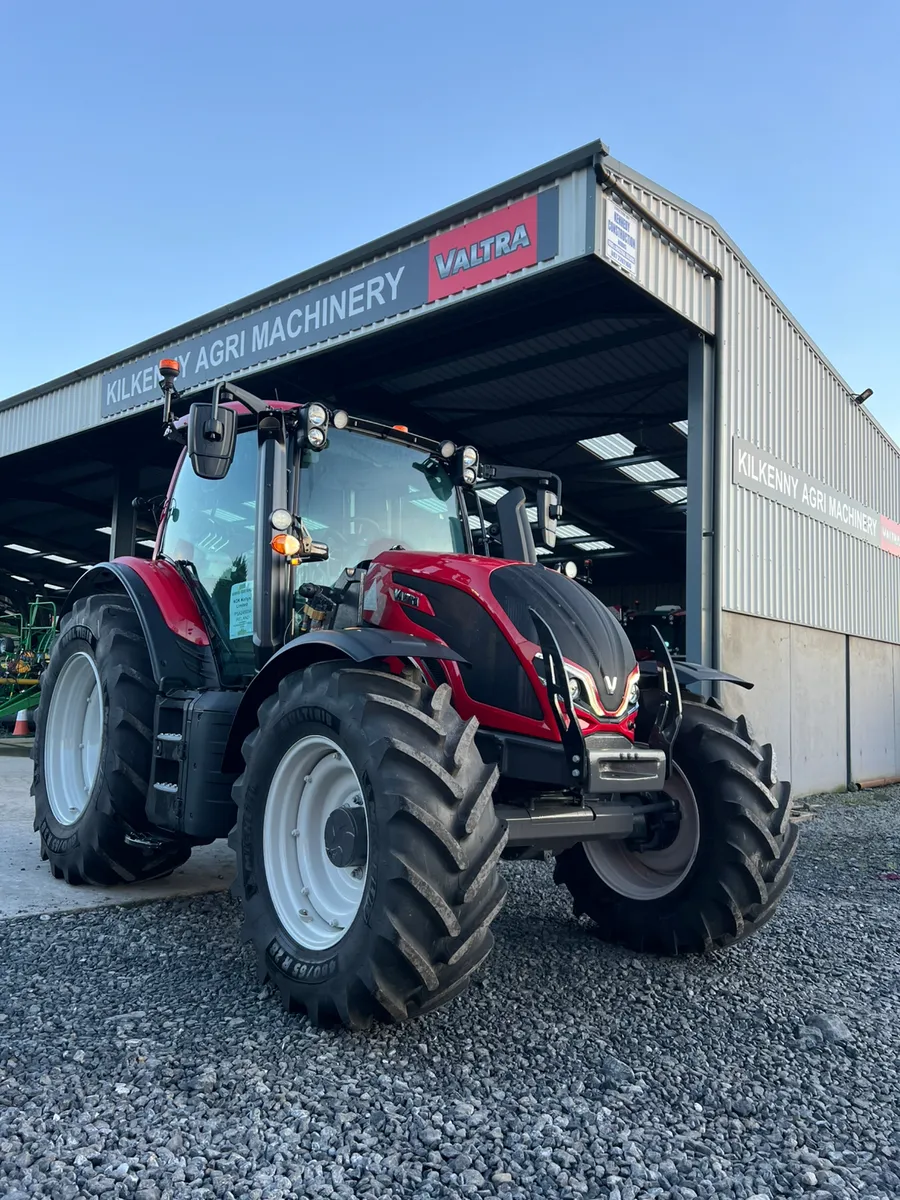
(262, 735, 370, 951)
(324, 804, 368, 868)
(582, 764, 700, 900)
(43, 650, 104, 827)
(626, 796, 682, 852)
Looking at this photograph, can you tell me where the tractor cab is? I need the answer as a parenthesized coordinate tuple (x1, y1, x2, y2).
(159, 406, 473, 681)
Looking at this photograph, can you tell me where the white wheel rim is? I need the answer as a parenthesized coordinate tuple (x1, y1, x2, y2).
(263, 734, 369, 951)
(584, 765, 700, 900)
(44, 651, 104, 826)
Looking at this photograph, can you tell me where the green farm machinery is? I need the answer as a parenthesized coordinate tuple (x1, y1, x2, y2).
(0, 599, 58, 725)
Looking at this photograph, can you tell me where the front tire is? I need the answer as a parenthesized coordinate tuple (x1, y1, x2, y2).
(554, 695, 799, 953)
(230, 663, 508, 1029)
(32, 592, 192, 886)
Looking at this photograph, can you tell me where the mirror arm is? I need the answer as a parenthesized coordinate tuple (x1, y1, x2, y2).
(479, 463, 563, 512)
(217, 381, 270, 416)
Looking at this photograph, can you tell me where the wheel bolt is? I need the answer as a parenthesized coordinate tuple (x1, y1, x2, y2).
(298, 908, 309, 919)
(290, 829, 299, 838)
(351, 867, 363, 880)
(329, 920, 343, 930)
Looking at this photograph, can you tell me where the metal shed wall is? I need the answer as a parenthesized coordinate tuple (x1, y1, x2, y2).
(602, 159, 900, 646)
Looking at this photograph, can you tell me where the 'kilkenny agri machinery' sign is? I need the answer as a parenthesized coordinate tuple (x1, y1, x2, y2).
(101, 189, 560, 417)
(732, 437, 900, 558)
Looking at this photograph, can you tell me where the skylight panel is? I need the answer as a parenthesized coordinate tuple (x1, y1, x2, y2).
(5, 543, 40, 555)
(555, 523, 589, 539)
(95, 526, 112, 535)
(475, 486, 509, 504)
(410, 497, 449, 514)
(44, 583, 65, 591)
(671, 420, 689, 436)
(576, 540, 613, 551)
(618, 460, 679, 484)
(654, 486, 688, 504)
(579, 433, 636, 460)
(45, 554, 78, 564)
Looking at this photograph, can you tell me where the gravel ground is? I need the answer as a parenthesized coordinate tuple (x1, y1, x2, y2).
(1, 789, 899, 1200)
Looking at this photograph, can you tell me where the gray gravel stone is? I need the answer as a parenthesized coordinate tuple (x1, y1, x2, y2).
(1, 789, 900, 1199)
(811, 1013, 853, 1042)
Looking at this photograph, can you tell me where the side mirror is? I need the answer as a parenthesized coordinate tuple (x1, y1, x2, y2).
(187, 402, 237, 480)
(536, 486, 559, 549)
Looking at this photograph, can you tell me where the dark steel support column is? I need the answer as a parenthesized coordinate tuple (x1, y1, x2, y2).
(110, 467, 139, 560)
(685, 331, 717, 687)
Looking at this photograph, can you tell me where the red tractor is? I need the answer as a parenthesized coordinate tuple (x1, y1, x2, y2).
(31, 366, 798, 1029)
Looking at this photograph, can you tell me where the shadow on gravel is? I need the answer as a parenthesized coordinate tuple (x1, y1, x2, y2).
(1, 793, 899, 1200)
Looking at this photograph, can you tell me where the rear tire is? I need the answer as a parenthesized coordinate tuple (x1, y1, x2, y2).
(230, 662, 508, 1029)
(32, 592, 192, 886)
(554, 695, 798, 953)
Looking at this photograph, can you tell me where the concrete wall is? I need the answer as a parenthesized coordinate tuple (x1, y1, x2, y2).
(719, 611, 848, 797)
(848, 638, 900, 785)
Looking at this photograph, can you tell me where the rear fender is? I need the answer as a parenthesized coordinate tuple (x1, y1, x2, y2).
(60, 560, 218, 691)
(221, 627, 466, 773)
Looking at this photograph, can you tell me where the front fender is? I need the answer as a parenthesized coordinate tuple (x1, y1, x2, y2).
(640, 659, 753, 691)
(675, 660, 753, 690)
(222, 627, 466, 773)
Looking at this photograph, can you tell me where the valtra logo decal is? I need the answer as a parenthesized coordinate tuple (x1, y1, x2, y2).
(433, 223, 532, 280)
(427, 190, 559, 303)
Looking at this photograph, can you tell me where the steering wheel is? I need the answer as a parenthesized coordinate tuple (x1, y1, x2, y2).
(350, 518, 386, 540)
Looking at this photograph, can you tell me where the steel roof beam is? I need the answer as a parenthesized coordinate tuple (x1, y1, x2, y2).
(443, 367, 687, 429)
(402, 320, 682, 405)
(579, 450, 686, 470)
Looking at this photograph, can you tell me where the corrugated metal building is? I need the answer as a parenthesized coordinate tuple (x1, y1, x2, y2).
(1, 138, 896, 796)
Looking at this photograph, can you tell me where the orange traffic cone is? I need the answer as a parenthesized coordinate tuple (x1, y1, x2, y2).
(12, 709, 31, 737)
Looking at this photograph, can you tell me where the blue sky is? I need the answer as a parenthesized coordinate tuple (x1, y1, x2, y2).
(1, 1, 897, 438)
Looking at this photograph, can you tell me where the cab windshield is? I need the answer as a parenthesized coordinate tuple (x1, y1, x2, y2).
(296, 427, 468, 586)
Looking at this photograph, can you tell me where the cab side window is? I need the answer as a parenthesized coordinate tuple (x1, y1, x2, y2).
(159, 432, 258, 681)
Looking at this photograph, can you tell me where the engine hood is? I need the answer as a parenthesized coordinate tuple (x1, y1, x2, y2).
(489, 564, 636, 713)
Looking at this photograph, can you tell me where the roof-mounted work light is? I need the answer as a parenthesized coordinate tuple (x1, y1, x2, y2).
(301, 402, 330, 450)
(451, 444, 480, 486)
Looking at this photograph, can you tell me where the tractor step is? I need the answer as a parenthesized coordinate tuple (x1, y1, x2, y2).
(146, 690, 241, 840)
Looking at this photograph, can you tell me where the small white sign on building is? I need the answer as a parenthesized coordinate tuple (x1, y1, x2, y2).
(604, 199, 639, 278)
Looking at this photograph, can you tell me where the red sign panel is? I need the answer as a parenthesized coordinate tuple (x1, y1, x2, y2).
(427, 195, 539, 303)
(880, 514, 900, 557)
